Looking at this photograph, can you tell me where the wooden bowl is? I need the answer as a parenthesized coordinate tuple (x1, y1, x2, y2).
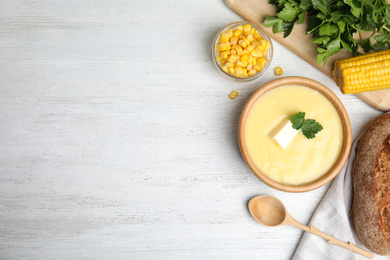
(238, 76, 352, 192)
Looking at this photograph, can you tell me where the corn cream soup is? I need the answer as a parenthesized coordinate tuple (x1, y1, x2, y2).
(245, 85, 343, 185)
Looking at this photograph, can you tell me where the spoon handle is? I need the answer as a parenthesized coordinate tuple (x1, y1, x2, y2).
(307, 226, 373, 259)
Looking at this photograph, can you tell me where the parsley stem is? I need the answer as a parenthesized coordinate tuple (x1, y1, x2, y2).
(382, 25, 390, 33)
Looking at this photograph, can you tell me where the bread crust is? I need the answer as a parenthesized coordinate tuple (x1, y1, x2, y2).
(352, 113, 390, 255)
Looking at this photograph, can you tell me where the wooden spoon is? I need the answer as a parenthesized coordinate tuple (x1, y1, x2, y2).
(248, 195, 373, 259)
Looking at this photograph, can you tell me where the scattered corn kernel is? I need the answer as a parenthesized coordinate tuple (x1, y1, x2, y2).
(215, 23, 270, 79)
(274, 66, 283, 76)
(229, 90, 239, 99)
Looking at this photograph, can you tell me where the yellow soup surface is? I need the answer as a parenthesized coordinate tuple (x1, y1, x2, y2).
(244, 85, 343, 185)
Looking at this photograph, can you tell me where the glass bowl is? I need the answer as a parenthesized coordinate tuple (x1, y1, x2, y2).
(212, 21, 273, 81)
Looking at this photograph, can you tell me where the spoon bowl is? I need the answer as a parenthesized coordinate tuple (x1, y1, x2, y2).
(248, 195, 373, 259)
(248, 195, 286, 227)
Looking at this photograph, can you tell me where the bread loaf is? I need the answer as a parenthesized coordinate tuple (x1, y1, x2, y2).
(352, 113, 390, 255)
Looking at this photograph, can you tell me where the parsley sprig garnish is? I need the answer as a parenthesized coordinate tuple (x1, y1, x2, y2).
(290, 112, 323, 139)
(263, 0, 390, 65)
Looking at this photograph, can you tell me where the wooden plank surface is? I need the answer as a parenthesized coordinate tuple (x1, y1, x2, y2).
(0, 1, 384, 259)
(224, 0, 390, 111)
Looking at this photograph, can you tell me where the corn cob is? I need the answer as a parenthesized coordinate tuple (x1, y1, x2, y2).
(332, 49, 390, 94)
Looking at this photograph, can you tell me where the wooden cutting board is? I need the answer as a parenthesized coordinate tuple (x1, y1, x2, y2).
(224, 0, 390, 111)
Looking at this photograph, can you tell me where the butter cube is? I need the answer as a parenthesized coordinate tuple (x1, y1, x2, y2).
(269, 118, 298, 149)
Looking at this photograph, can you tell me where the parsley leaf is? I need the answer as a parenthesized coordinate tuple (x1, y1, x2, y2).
(277, 3, 300, 22)
(302, 119, 323, 139)
(289, 112, 305, 130)
(312, 0, 331, 15)
(289, 112, 323, 139)
(263, 16, 284, 33)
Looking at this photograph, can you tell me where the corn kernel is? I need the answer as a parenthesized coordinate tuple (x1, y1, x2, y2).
(252, 41, 260, 48)
(253, 65, 261, 72)
(247, 64, 253, 70)
(250, 50, 258, 57)
(224, 62, 233, 68)
(247, 45, 254, 52)
(252, 57, 257, 65)
(257, 57, 268, 67)
(221, 65, 228, 73)
(227, 29, 234, 38)
(254, 33, 261, 40)
(230, 50, 237, 56)
(220, 32, 229, 43)
(236, 60, 244, 67)
(229, 90, 238, 99)
(241, 54, 249, 63)
(274, 66, 283, 76)
(260, 39, 269, 49)
(236, 25, 243, 31)
(247, 34, 254, 42)
(255, 45, 264, 53)
(238, 40, 247, 48)
(233, 29, 241, 37)
(219, 43, 227, 51)
(235, 67, 243, 75)
(249, 69, 257, 76)
(228, 55, 237, 63)
(230, 36, 238, 45)
(233, 45, 242, 54)
(220, 51, 229, 59)
(228, 67, 235, 74)
(243, 24, 251, 32)
(249, 28, 256, 34)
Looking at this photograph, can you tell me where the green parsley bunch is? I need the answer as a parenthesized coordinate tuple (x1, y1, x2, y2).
(263, 0, 390, 64)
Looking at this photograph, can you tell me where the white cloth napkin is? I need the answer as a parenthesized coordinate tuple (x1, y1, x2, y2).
(292, 137, 389, 260)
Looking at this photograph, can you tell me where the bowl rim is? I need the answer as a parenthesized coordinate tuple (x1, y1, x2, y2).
(212, 21, 273, 82)
(238, 76, 352, 192)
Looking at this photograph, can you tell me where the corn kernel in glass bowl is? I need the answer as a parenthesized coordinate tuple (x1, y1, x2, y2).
(212, 21, 273, 81)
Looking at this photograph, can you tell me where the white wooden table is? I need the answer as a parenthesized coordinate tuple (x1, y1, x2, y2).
(0, 1, 383, 259)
